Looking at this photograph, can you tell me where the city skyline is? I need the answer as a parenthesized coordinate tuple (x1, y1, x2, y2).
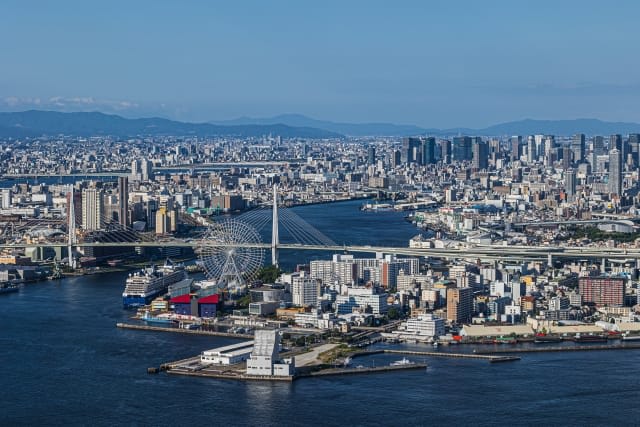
(3, 1, 640, 127)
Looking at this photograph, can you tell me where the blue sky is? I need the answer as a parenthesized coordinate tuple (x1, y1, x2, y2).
(1, 0, 639, 127)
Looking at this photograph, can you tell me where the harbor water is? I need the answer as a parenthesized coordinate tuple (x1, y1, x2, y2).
(2, 200, 640, 426)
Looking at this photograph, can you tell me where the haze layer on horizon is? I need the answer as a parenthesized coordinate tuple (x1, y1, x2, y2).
(1, 0, 639, 128)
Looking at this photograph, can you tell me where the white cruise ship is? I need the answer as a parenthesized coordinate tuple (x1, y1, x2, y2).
(122, 260, 187, 307)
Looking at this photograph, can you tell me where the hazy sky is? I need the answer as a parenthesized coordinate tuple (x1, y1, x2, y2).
(1, 0, 639, 127)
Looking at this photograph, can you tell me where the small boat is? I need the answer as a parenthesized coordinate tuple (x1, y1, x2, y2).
(390, 357, 415, 366)
(0, 282, 19, 294)
(141, 311, 175, 325)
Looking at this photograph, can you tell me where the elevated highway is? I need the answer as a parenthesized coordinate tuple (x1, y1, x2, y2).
(5, 240, 640, 263)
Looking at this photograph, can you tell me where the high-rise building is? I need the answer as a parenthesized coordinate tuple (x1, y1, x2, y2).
(472, 140, 489, 170)
(81, 188, 103, 231)
(440, 140, 451, 164)
(141, 159, 153, 181)
(367, 146, 376, 165)
(543, 135, 556, 166)
(422, 137, 436, 165)
(565, 168, 576, 197)
(118, 176, 128, 227)
(610, 134, 623, 152)
(453, 136, 473, 162)
(571, 133, 585, 164)
(527, 135, 536, 163)
(130, 159, 141, 181)
(292, 273, 319, 307)
(608, 148, 623, 196)
(509, 136, 522, 162)
(446, 287, 473, 324)
(629, 134, 640, 167)
(561, 146, 573, 170)
(592, 135, 604, 156)
(401, 137, 422, 165)
(0, 188, 11, 209)
(578, 277, 624, 306)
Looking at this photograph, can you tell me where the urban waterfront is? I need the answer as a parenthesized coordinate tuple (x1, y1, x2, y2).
(1, 201, 639, 426)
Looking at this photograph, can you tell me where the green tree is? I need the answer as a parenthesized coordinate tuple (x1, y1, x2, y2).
(257, 265, 282, 283)
(387, 306, 401, 320)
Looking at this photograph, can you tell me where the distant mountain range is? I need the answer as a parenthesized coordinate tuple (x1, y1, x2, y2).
(210, 113, 431, 137)
(1, 110, 640, 139)
(213, 114, 640, 137)
(0, 110, 342, 139)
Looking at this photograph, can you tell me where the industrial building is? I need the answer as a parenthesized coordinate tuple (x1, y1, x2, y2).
(246, 329, 295, 377)
(201, 341, 254, 365)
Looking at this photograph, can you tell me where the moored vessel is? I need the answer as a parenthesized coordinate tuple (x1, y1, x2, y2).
(123, 260, 187, 307)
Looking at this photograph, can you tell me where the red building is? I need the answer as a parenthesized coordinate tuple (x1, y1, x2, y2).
(170, 294, 192, 315)
(578, 277, 624, 306)
(198, 294, 220, 318)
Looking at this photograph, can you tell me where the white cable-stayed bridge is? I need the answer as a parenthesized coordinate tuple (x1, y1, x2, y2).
(10, 185, 640, 272)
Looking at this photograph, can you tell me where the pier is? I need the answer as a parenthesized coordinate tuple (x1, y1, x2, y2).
(116, 322, 253, 339)
(376, 349, 519, 363)
(475, 343, 640, 354)
(300, 363, 428, 378)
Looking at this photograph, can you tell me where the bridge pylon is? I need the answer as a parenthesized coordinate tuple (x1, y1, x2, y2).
(271, 184, 279, 267)
(67, 185, 76, 268)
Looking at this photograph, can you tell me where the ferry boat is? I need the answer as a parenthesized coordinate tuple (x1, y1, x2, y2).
(122, 260, 187, 307)
(360, 202, 394, 212)
(141, 311, 175, 325)
(0, 282, 19, 294)
(390, 357, 415, 366)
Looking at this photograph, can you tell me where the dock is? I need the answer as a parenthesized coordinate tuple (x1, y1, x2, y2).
(300, 363, 428, 378)
(355, 349, 520, 363)
(476, 343, 640, 354)
(116, 322, 253, 339)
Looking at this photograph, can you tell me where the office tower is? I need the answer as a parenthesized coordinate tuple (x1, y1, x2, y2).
(422, 137, 436, 165)
(571, 133, 585, 164)
(292, 274, 319, 307)
(592, 135, 604, 156)
(510, 136, 522, 162)
(392, 149, 402, 167)
(440, 140, 452, 164)
(367, 146, 376, 165)
(610, 134, 622, 151)
(578, 277, 624, 306)
(629, 134, 640, 167)
(527, 136, 536, 163)
(141, 159, 153, 181)
(453, 136, 473, 162)
(118, 176, 128, 227)
(542, 135, 555, 166)
(608, 148, 622, 195)
(0, 188, 11, 209)
(472, 140, 488, 170)
(565, 168, 576, 197)
(561, 146, 573, 169)
(131, 159, 141, 181)
(81, 188, 103, 231)
(446, 287, 473, 324)
(401, 137, 422, 164)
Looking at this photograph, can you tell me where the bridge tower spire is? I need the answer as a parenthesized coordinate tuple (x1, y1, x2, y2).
(271, 183, 279, 267)
(67, 185, 76, 268)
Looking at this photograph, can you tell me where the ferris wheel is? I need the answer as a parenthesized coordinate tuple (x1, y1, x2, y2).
(198, 218, 264, 293)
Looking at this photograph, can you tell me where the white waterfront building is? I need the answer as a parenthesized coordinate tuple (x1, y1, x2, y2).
(246, 329, 295, 377)
(401, 314, 445, 338)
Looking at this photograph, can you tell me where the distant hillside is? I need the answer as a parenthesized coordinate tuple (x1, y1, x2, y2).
(0, 110, 343, 139)
(214, 114, 640, 137)
(473, 118, 640, 136)
(211, 113, 432, 136)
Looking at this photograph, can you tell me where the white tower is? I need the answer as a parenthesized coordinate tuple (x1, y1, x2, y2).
(67, 185, 76, 268)
(271, 184, 279, 267)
